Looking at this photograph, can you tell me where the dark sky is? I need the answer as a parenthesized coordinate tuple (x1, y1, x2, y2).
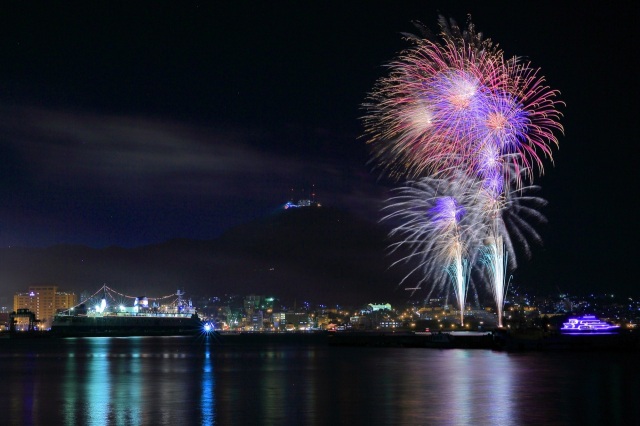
(1, 2, 637, 296)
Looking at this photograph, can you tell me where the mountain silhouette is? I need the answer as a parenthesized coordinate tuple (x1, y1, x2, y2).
(0, 207, 413, 307)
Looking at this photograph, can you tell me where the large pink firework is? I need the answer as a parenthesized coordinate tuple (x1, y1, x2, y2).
(362, 16, 564, 187)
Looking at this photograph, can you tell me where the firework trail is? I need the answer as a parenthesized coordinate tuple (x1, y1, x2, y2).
(382, 174, 485, 323)
(478, 236, 509, 327)
(473, 170, 548, 326)
(446, 247, 471, 326)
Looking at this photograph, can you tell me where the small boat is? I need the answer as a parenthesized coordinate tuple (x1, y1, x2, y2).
(560, 315, 620, 334)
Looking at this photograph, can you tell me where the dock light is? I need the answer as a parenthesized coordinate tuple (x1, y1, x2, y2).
(203, 322, 214, 334)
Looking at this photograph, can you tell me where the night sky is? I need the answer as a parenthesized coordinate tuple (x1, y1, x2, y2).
(1, 2, 637, 296)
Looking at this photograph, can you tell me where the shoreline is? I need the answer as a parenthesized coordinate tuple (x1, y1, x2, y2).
(3, 329, 639, 351)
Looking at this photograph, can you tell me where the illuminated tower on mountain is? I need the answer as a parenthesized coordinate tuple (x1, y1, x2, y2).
(284, 184, 321, 209)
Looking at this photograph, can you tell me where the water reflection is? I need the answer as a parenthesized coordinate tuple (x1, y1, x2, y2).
(110, 337, 142, 425)
(443, 350, 515, 426)
(201, 337, 216, 425)
(485, 352, 514, 425)
(85, 338, 112, 425)
(448, 350, 473, 425)
(8, 349, 39, 425)
(63, 351, 78, 425)
(1, 337, 638, 425)
(213, 345, 324, 424)
(61, 337, 153, 425)
(260, 349, 289, 423)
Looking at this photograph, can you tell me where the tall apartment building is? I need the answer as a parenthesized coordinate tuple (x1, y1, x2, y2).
(13, 285, 77, 330)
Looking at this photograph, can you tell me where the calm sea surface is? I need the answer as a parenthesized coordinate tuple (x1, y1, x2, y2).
(0, 335, 637, 426)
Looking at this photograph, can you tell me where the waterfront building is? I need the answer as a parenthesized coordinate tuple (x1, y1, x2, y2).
(350, 315, 371, 329)
(243, 294, 263, 314)
(249, 310, 264, 331)
(13, 285, 77, 330)
(378, 319, 402, 329)
(9, 309, 38, 332)
(272, 312, 311, 330)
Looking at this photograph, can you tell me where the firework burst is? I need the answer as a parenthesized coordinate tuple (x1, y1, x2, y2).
(362, 16, 563, 188)
(365, 16, 562, 326)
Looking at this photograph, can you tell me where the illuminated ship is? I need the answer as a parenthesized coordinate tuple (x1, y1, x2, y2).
(51, 286, 203, 337)
(560, 315, 620, 334)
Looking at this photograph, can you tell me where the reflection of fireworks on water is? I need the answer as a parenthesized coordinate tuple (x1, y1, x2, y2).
(365, 16, 562, 324)
(382, 175, 484, 323)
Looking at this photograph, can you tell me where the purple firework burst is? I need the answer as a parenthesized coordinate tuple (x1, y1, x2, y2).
(362, 16, 563, 186)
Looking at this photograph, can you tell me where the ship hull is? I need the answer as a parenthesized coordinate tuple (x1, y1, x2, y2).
(51, 314, 203, 337)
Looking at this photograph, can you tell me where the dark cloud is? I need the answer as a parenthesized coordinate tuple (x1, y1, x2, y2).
(5, 107, 291, 190)
(0, 105, 386, 247)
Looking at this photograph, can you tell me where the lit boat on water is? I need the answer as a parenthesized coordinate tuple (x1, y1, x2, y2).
(51, 285, 203, 337)
(560, 315, 620, 334)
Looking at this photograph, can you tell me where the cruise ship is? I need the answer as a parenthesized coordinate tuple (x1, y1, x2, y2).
(51, 286, 203, 337)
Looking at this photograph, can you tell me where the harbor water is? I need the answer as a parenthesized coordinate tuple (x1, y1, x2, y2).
(0, 335, 637, 425)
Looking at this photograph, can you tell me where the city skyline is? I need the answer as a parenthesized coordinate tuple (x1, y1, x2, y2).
(1, 3, 637, 299)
